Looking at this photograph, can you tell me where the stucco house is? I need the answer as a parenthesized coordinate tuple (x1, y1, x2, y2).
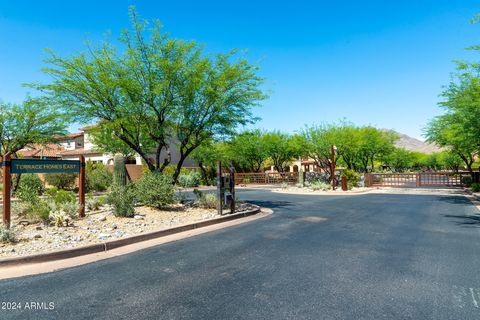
(17, 128, 196, 168)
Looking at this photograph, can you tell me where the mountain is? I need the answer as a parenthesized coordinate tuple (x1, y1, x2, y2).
(394, 132, 441, 154)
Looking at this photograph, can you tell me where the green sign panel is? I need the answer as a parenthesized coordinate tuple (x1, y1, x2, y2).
(10, 159, 81, 174)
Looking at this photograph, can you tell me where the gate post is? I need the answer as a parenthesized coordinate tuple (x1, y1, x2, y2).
(78, 155, 86, 218)
(416, 173, 421, 187)
(2, 153, 11, 227)
(216, 161, 223, 216)
(229, 162, 235, 214)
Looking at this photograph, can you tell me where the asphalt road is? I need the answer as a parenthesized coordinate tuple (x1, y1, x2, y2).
(1, 188, 480, 320)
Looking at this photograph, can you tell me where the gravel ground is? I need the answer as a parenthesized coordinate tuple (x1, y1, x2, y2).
(0, 202, 254, 258)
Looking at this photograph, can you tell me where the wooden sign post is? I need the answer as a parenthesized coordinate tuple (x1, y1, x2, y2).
(78, 155, 86, 218)
(2, 153, 11, 227)
(2, 157, 85, 228)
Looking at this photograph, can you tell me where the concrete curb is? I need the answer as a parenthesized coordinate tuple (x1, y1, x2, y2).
(0, 205, 261, 267)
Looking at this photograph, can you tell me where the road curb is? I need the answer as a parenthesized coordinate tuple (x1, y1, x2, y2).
(0, 205, 262, 267)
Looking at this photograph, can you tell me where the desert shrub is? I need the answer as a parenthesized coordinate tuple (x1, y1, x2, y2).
(18, 174, 44, 195)
(44, 173, 77, 189)
(0, 225, 17, 243)
(15, 183, 40, 205)
(341, 169, 360, 190)
(108, 183, 136, 217)
(86, 163, 112, 192)
(11, 201, 32, 216)
(193, 189, 218, 209)
(135, 172, 174, 208)
(462, 176, 473, 187)
(59, 201, 79, 218)
(50, 190, 76, 204)
(50, 210, 71, 227)
(306, 180, 331, 191)
(162, 165, 176, 177)
(45, 187, 59, 197)
(471, 182, 480, 193)
(177, 171, 201, 188)
(28, 201, 51, 222)
(86, 194, 106, 211)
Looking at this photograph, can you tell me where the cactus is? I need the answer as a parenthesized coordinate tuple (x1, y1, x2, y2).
(113, 153, 127, 187)
(298, 168, 305, 187)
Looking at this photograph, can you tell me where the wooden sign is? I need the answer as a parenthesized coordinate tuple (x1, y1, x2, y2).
(9, 159, 81, 174)
(2, 155, 86, 228)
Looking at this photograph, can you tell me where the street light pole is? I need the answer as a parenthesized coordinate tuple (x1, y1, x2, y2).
(331, 144, 336, 190)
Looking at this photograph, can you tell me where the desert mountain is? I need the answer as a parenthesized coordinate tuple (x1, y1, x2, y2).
(394, 132, 441, 154)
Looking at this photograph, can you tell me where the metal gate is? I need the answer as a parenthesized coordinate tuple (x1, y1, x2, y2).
(366, 172, 469, 188)
(235, 172, 298, 185)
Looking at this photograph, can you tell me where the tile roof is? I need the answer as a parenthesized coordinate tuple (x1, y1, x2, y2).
(17, 143, 65, 158)
(59, 148, 102, 156)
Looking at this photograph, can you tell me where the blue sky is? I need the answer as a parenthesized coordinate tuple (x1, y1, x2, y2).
(0, 1, 479, 140)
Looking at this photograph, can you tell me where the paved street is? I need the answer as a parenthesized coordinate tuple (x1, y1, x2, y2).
(1, 188, 480, 319)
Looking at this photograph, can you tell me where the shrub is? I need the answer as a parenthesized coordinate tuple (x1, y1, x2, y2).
(471, 182, 480, 193)
(86, 194, 105, 211)
(50, 190, 76, 204)
(135, 172, 174, 208)
(341, 169, 360, 190)
(28, 201, 51, 222)
(306, 180, 331, 191)
(193, 189, 218, 209)
(108, 183, 136, 217)
(44, 173, 77, 189)
(59, 201, 79, 218)
(177, 171, 201, 188)
(162, 165, 176, 177)
(11, 201, 32, 216)
(45, 187, 59, 197)
(86, 163, 112, 192)
(18, 174, 44, 195)
(462, 176, 473, 187)
(50, 210, 70, 227)
(0, 225, 17, 243)
(15, 184, 40, 205)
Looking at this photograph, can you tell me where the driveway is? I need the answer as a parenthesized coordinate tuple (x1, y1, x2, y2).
(1, 188, 480, 319)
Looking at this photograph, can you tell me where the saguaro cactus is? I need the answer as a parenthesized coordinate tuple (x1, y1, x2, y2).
(113, 153, 127, 187)
(298, 168, 305, 187)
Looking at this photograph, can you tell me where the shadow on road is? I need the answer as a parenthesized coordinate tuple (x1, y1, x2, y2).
(248, 200, 293, 209)
(443, 214, 480, 227)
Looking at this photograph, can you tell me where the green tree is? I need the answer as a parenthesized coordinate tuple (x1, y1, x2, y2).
(31, 7, 265, 183)
(0, 98, 66, 158)
(262, 131, 304, 172)
(227, 130, 268, 172)
(438, 151, 463, 172)
(190, 140, 228, 185)
(425, 113, 477, 174)
(301, 123, 339, 180)
(385, 148, 416, 172)
(357, 127, 397, 172)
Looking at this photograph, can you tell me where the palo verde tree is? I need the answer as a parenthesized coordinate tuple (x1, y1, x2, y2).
(262, 131, 304, 172)
(425, 14, 480, 176)
(226, 129, 268, 172)
(31, 7, 265, 183)
(357, 127, 397, 172)
(190, 139, 228, 185)
(301, 123, 339, 180)
(0, 98, 66, 158)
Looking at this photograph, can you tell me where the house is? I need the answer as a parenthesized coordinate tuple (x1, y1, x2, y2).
(17, 127, 196, 168)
